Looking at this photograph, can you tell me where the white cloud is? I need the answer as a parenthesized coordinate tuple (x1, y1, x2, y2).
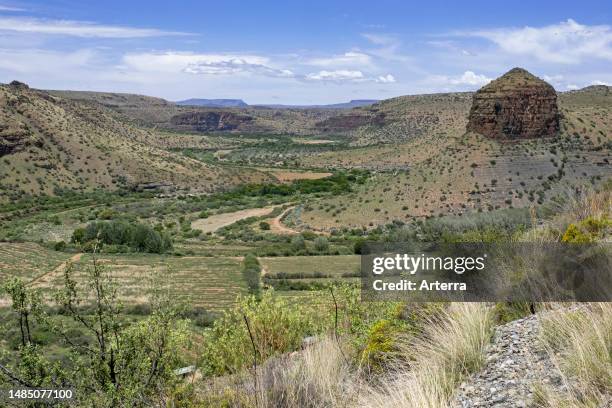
(307, 51, 372, 67)
(543, 74, 563, 82)
(376, 74, 396, 83)
(465, 19, 612, 64)
(0, 5, 25, 11)
(0, 17, 187, 37)
(305, 70, 365, 81)
(448, 71, 491, 86)
(122, 52, 295, 79)
(305, 69, 396, 83)
(566, 84, 579, 90)
(590, 80, 610, 86)
(184, 59, 294, 78)
(123, 52, 266, 72)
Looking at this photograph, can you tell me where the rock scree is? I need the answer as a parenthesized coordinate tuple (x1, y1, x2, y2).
(452, 313, 569, 408)
(467, 68, 559, 140)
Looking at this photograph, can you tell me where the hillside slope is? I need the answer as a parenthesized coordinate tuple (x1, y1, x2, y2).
(299, 86, 611, 229)
(49, 89, 339, 135)
(0, 82, 271, 201)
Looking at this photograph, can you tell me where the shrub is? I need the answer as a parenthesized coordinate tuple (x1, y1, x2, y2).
(200, 291, 322, 376)
(354, 238, 366, 254)
(313, 236, 329, 252)
(291, 235, 306, 251)
(359, 319, 398, 371)
(561, 216, 610, 243)
(72, 220, 172, 253)
(259, 221, 271, 230)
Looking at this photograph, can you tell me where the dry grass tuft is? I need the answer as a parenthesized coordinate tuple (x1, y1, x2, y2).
(357, 303, 494, 408)
(537, 303, 612, 407)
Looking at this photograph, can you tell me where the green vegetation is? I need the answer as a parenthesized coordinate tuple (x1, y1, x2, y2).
(72, 220, 173, 253)
(0, 256, 189, 407)
(241, 254, 262, 295)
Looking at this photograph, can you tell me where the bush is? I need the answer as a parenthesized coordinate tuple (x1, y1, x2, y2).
(72, 220, 172, 253)
(259, 221, 271, 230)
(313, 236, 329, 252)
(200, 291, 323, 376)
(562, 216, 610, 243)
(291, 235, 306, 251)
(354, 238, 366, 254)
(359, 319, 398, 371)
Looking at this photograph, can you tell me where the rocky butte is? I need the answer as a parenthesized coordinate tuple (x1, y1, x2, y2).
(467, 67, 559, 140)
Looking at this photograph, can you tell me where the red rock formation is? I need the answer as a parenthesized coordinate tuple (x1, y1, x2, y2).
(467, 68, 559, 140)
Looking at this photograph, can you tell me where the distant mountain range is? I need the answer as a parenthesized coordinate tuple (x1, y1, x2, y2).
(175, 98, 248, 107)
(174, 98, 379, 109)
(255, 99, 380, 109)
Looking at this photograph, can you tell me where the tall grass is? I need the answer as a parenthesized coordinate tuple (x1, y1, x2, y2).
(537, 303, 612, 407)
(258, 337, 354, 408)
(357, 303, 494, 408)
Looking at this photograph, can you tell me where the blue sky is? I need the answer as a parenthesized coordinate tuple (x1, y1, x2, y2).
(0, 0, 610, 103)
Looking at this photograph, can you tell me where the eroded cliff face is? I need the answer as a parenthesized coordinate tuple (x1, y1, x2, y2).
(467, 68, 559, 140)
(170, 111, 253, 131)
(314, 112, 387, 133)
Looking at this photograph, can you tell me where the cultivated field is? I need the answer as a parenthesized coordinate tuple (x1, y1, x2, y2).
(192, 206, 279, 233)
(0, 242, 72, 282)
(259, 255, 360, 278)
(37, 254, 248, 310)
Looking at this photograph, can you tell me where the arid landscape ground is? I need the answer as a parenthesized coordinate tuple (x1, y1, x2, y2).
(1, 65, 610, 407)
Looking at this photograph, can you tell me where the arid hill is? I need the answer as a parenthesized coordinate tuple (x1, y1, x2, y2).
(0, 83, 271, 201)
(467, 68, 559, 140)
(49, 90, 338, 135)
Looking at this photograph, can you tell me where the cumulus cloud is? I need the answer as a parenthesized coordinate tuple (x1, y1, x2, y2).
(591, 80, 610, 86)
(376, 74, 396, 83)
(0, 16, 187, 37)
(122, 52, 296, 79)
(465, 19, 612, 64)
(440, 71, 492, 86)
(184, 59, 294, 78)
(123, 52, 267, 72)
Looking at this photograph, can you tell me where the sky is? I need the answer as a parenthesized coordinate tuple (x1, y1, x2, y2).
(0, 0, 610, 104)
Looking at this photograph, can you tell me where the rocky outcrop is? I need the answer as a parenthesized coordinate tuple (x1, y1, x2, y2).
(467, 68, 559, 140)
(0, 123, 33, 156)
(314, 112, 386, 132)
(170, 111, 253, 131)
(0, 83, 41, 156)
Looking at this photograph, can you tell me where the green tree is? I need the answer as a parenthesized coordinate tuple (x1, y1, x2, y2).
(313, 236, 329, 252)
(291, 235, 306, 251)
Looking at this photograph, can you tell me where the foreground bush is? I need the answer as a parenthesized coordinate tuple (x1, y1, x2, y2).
(200, 291, 325, 376)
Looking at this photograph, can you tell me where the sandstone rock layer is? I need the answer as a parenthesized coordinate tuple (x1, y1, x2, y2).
(467, 68, 559, 140)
